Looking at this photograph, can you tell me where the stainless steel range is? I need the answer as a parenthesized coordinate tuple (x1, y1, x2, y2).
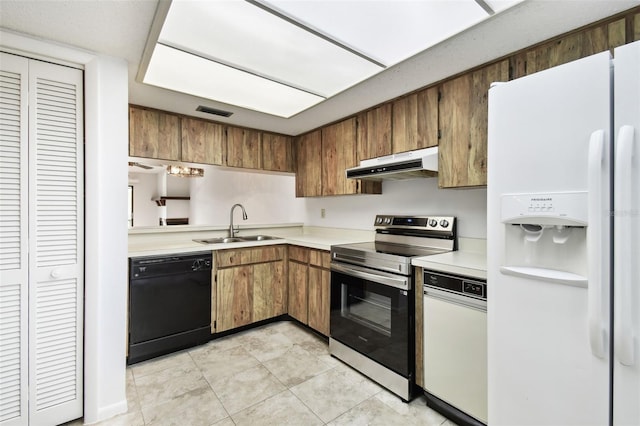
(329, 215, 457, 401)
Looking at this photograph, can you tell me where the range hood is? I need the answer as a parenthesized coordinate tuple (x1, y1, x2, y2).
(346, 147, 439, 181)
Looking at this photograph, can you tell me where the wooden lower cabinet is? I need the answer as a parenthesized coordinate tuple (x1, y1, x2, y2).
(288, 260, 308, 323)
(216, 266, 253, 332)
(253, 261, 286, 322)
(287, 246, 331, 336)
(213, 246, 285, 333)
(308, 265, 330, 336)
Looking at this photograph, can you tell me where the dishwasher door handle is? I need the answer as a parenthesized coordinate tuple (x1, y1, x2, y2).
(424, 287, 487, 312)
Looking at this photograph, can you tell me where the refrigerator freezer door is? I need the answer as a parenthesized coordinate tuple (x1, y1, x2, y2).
(487, 51, 612, 425)
(613, 40, 640, 426)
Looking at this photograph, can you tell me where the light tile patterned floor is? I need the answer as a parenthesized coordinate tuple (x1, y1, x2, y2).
(69, 321, 457, 426)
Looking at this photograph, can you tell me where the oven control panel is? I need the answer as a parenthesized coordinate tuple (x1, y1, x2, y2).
(374, 215, 455, 232)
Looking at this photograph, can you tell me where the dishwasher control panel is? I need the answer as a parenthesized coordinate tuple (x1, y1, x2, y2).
(424, 270, 486, 300)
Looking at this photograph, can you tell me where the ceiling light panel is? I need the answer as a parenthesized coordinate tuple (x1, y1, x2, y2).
(260, 0, 491, 65)
(484, 0, 525, 13)
(144, 44, 324, 118)
(158, 0, 383, 97)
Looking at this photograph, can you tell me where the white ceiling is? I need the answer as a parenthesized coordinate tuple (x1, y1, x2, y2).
(1, 0, 638, 136)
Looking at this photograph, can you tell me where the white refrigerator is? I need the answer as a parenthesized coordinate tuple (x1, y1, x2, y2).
(487, 40, 639, 426)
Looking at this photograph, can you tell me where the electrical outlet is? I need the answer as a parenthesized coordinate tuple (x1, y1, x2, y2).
(320, 208, 326, 218)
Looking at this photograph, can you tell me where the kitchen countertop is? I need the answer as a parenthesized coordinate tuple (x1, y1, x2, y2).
(128, 225, 374, 257)
(412, 238, 487, 279)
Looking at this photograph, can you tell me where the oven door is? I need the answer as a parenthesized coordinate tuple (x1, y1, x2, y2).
(330, 262, 413, 377)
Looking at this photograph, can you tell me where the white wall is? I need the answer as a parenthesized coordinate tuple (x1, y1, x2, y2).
(84, 55, 129, 424)
(189, 166, 306, 226)
(303, 178, 487, 239)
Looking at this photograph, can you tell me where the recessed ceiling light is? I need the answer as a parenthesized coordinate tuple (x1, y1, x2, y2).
(139, 0, 524, 118)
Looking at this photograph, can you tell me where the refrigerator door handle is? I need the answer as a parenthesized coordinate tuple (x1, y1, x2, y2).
(587, 129, 607, 359)
(614, 125, 636, 366)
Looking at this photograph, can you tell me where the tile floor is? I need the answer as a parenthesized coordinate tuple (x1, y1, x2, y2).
(70, 320, 456, 426)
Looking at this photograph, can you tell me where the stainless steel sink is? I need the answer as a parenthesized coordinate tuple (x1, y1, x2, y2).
(193, 235, 281, 244)
(238, 235, 280, 241)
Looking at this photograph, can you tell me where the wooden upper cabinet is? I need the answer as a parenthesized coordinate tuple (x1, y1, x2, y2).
(294, 129, 322, 197)
(181, 117, 226, 165)
(227, 127, 262, 169)
(632, 11, 640, 41)
(511, 18, 626, 79)
(262, 132, 293, 172)
(129, 106, 181, 161)
(356, 104, 392, 161)
(392, 86, 439, 153)
(439, 59, 509, 188)
(322, 118, 358, 196)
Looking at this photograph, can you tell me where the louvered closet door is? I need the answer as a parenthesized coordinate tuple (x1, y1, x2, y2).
(0, 53, 29, 426)
(27, 60, 84, 425)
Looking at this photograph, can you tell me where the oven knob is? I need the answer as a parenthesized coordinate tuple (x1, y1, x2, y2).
(376, 217, 383, 224)
(429, 219, 438, 227)
(384, 217, 392, 224)
(440, 219, 449, 228)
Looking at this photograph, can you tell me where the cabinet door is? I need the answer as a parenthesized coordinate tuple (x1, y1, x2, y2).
(129, 106, 181, 161)
(439, 60, 509, 188)
(308, 266, 330, 336)
(392, 87, 439, 153)
(511, 18, 626, 79)
(262, 133, 293, 172)
(294, 130, 322, 197)
(227, 127, 262, 169)
(322, 118, 358, 196)
(253, 261, 286, 322)
(357, 104, 392, 160)
(216, 266, 252, 332)
(287, 260, 308, 323)
(634, 12, 640, 42)
(181, 117, 226, 165)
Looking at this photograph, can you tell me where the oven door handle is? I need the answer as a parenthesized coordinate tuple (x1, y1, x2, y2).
(331, 262, 409, 290)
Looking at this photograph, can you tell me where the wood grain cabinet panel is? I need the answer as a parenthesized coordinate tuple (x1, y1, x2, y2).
(227, 127, 262, 169)
(357, 104, 392, 160)
(288, 260, 308, 324)
(129, 106, 181, 160)
(181, 117, 226, 165)
(214, 247, 285, 333)
(262, 132, 294, 172)
(294, 130, 322, 197)
(308, 263, 330, 336)
(216, 266, 253, 332)
(511, 18, 627, 79)
(288, 247, 330, 336)
(322, 118, 358, 196)
(253, 261, 286, 322)
(634, 12, 640, 41)
(439, 59, 509, 188)
(391, 87, 439, 153)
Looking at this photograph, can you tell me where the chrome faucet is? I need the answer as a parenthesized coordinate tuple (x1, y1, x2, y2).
(229, 203, 248, 237)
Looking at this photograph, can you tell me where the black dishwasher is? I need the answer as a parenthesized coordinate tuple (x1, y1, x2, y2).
(128, 252, 212, 364)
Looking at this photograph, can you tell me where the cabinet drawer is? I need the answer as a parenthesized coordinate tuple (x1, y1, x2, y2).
(216, 246, 284, 268)
(309, 249, 331, 268)
(288, 245, 309, 263)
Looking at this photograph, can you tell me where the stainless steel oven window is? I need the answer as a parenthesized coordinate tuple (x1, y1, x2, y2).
(341, 283, 392, 337)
